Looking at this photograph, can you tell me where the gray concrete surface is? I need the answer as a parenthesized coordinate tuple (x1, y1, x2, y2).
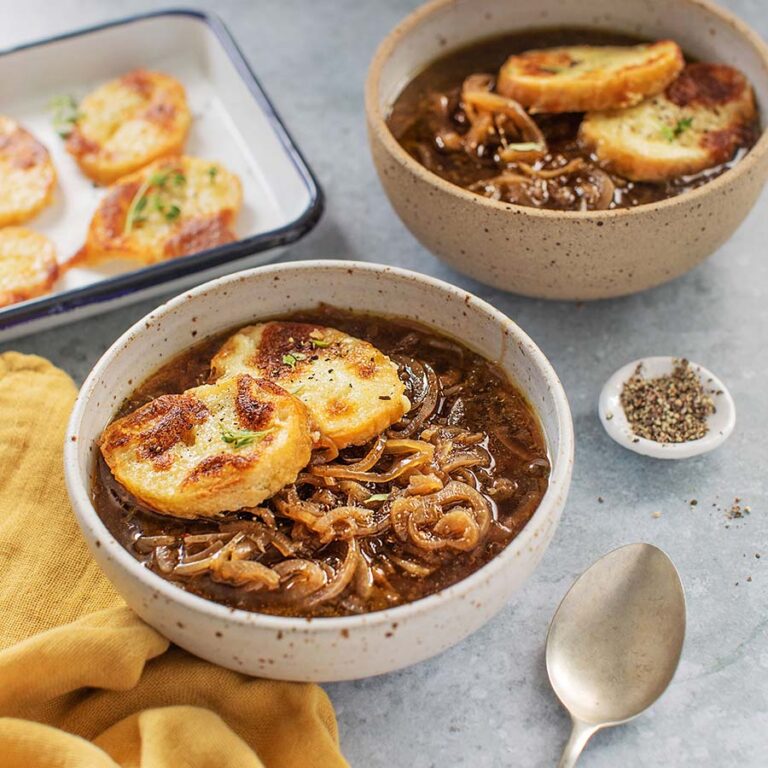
(1, 1, 765, 765)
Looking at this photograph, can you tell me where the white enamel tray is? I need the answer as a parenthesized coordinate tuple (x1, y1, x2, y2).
(0, 9, 323, 340)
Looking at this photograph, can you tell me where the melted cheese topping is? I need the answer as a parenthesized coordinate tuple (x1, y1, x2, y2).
(100, 374, 313, 518)
(0, 227, 58, 308)
(498, 41, 684, 113)
(0, 117, 56, 226)
(211, 322, 410, 449)
(67, 70, 191, 184)
(77, 155, 242, 265)
(580, 63, 757, 181)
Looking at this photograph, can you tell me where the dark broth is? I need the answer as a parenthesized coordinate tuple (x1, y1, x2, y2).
(93, 308, 549, 618)
(388, 28, 757, 210)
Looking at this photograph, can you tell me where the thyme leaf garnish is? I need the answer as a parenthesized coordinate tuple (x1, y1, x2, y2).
(165, 204, 181, 221)
(661, 117, 693, 142)
(49, 95, 81, 138)
(221, 427, 273, 450)
(282, 352, 307, 369)
(124, 170, 186, 234)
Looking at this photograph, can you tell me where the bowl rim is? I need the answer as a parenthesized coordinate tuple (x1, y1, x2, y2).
(364, 0, 768, 220)
(64, 260, 574, 632)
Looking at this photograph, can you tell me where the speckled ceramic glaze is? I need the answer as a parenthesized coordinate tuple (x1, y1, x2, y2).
(64, 261, 573, 682)
(366, 0, 768, 300)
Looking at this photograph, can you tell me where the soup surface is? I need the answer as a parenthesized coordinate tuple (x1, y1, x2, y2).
(388, 28, 759, 210)
(93, 308, 550, 618)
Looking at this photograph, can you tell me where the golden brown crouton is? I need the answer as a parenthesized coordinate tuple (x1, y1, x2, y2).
(66, 70, 191, 184)
(580, 63, 757, 181)
(0, 117, 56, 226)
(76, 155, 242, 266)
(211, 322, 410, 449)
(100, 374, 313, 518)
(497, 41, 684, 113)
(0, 227, 58, 308)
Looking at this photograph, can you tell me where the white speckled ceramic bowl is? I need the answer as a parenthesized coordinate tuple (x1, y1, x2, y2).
(366, 0, 768, 300)
(64, 261, 573, 682)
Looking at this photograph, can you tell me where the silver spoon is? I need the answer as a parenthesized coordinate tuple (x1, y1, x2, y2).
(546, 543, 686, 767)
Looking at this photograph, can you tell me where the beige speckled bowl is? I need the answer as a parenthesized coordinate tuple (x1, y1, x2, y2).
(366, 0, 768, 300)
(64, 261, 573, 682)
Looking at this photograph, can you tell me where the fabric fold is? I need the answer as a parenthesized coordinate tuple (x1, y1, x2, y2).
(0, 352, 347, 768)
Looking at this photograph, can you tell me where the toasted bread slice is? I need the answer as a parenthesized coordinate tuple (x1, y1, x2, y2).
(66, 70, 191, 184)
(0, 117, 56, 226)
(497, 41, 684, 113)
(76, 155, 242, 266)
(211, 322, 410, 449)
(100, 374, 313, 518)
(579, 63, 757, 182)
(0, 227, 58, 308)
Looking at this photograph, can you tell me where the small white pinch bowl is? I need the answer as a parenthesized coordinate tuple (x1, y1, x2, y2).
(599, 356, 735, 460)
(64, 260, 574, 682)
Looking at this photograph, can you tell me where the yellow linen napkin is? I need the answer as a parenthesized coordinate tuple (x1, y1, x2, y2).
(0, 352, 348, 768)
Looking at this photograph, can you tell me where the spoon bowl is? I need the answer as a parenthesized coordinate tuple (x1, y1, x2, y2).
(546, 543, 686, 767)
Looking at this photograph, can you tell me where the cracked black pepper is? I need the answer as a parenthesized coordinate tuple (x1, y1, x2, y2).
(620, 359, 716, 443)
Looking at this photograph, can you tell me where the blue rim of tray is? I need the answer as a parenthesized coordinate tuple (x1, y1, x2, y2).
(0, 7, 324, 331)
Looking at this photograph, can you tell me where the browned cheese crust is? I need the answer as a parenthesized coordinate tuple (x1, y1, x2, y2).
(580, 63, 757, 181)
(497, 41, 684, 113)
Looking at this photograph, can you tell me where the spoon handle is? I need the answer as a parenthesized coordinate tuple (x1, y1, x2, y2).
(557, 719, 597, 768)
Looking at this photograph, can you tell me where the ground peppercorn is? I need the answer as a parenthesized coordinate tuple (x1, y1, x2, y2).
(620, 359, 716, 443)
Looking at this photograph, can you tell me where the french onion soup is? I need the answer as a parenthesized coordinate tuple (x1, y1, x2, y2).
(387, 28, 760, 211)
(93, 308, 550, 618)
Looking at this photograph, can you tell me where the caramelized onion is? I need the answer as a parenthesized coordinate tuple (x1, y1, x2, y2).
(310, 439, 434, 483)
(338, 480, 373, 503)
(212, 559, 280, 591)
(468, 173, 533, 203)
(488, 476, 518, 500)
(303, 540, 359, 608)
(440, 447, 491, 474)
(181, 540, 225, 565)
(273, 559, 327, 602)
(173, 533, 245, 577)
(461, 73, 494, 127)
(436, 128, 463, 151)
(220, 520, 298, 557)
(389, 362, 440, 438)
(341, 435, 387, 472)
(517, 158, 586, 179)
(311, 434, 340, 465)
(353, 554, 375, 598)
(311, 505, 390, 543)
(183, 532, 231, 546)
(436, 481, 491, 538)
(135, 534, 175, 553)
(464, 90, 546, 154)
(407, 472, 444, 496)
(433, 508, 481, 551)
(273, 487, 324, 527)
(154, 546, 176, 574)
(465, 111, 495, 151)
(389, 554, 435, 577)
(390, 480, 491, 552)
(586, 167, 616, 210)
